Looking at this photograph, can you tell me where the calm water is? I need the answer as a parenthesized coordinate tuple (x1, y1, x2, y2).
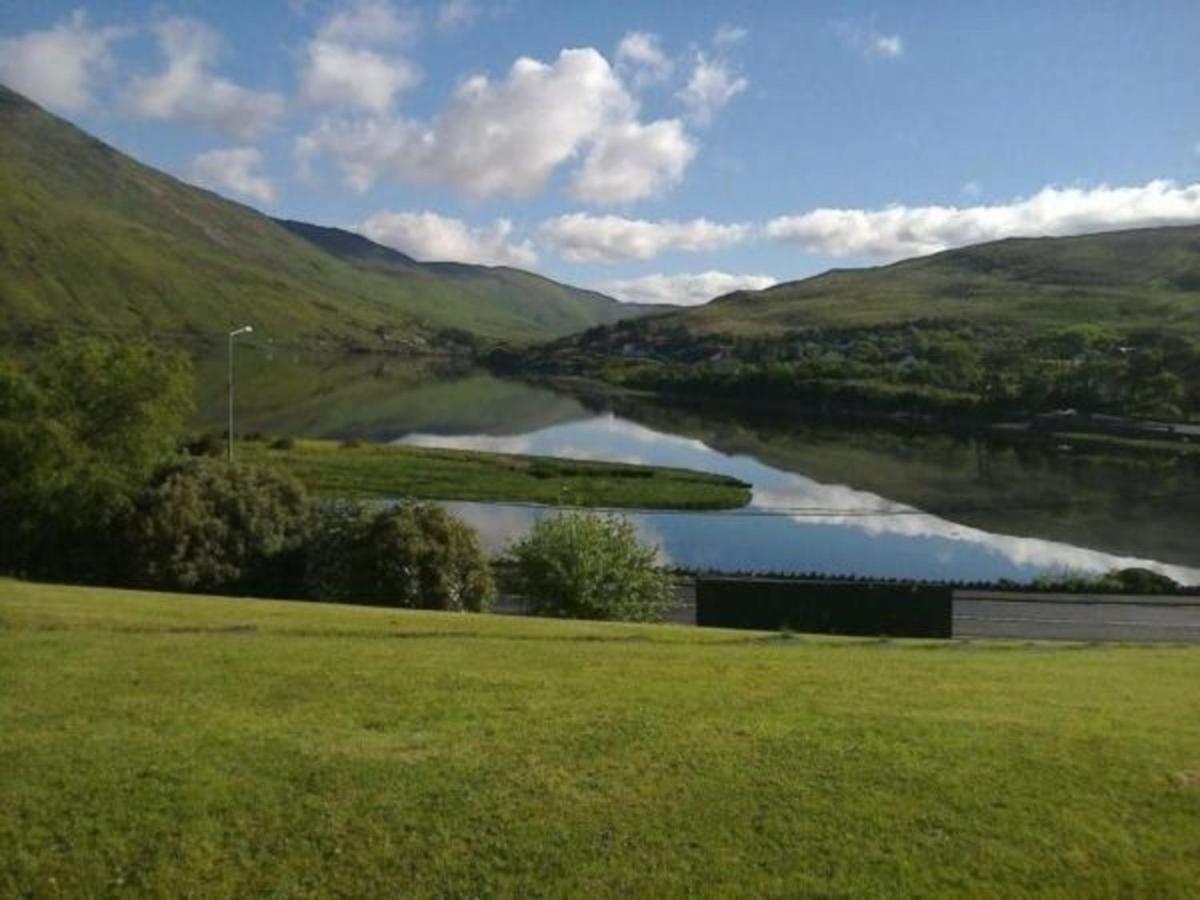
(205, 350, 1200, 584)
(398, 415, 1200, 585)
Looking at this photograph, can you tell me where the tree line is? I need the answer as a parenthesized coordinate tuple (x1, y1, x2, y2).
(0, 339, 674, 622)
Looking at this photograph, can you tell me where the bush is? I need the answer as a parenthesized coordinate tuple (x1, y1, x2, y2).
(124, 459, 311, 595)
(346, 502, 495, 611)
(300, 500, 374, 602)
(184, 431, 225, 458)
(507, 511, 675, 621)
(1103, 567, 1179, 595)
(270, 436, 296, 451)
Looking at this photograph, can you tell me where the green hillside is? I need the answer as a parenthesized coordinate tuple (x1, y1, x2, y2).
(687, 225, 1200, 335)
(0, 85, 640, 347)
(533, 226, 1200, 420)
(277, 219, 658, 337)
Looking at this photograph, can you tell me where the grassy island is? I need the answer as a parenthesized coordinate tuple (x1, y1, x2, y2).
(236, 438, 751, 510)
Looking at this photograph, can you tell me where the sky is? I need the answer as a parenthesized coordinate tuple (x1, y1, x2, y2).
(2, 0, 1199, 305)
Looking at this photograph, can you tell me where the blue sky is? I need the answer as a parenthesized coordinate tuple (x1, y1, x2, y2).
(2, 0, 1199, 303)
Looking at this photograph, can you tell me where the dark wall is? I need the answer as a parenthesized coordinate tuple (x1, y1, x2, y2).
(696, 578, 953, 637)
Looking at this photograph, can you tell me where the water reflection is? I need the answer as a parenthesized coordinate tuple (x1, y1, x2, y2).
(400, 415, 1200, 585)
(194, 352, 1199, 582)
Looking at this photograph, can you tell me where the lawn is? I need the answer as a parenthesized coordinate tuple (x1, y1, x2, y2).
(2, 581, 1199, 896)
(237, 438, 751, 510)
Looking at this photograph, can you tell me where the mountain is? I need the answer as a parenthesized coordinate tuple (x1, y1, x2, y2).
(0, 84, 647, 348)
(531, 225, 1200, 420)
(275, 219, 658, 338)
(680, 225, 1200, 337)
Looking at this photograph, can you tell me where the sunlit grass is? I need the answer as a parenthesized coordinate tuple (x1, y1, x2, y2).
(2, 580, 1199, 896)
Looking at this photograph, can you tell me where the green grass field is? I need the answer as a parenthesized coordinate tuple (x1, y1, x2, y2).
(237, 438, 752, 509)
(2, 581, 1199, 896)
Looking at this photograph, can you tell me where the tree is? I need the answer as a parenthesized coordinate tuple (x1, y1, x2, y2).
(0, 339, 193, 580)
(507, 511, 676, 621)
(125, 459, 311, 595)
(348, 502, 495, 611)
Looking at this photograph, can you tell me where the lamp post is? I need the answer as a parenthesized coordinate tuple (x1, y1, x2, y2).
(227, 325, 253, 461)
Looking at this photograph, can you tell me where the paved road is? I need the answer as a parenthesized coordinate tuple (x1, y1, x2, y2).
(953, 591, 1200, 642)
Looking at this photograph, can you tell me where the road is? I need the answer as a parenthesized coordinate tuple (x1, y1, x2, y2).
(952, 591, 1200, 642)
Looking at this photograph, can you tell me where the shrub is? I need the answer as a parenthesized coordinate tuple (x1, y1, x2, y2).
(507, 511, 675, 621)
(124, 459, 311, 595)
(300, 500, 374, 602)
(184, 431, 225, 458)
(270, 436, 296, 451)
(348, 502, 495, 611)
(1104, 567, 1178, 595)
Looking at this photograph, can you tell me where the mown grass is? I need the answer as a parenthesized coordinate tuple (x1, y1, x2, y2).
(238, 438, 752, 510)
(2, 580, 1199, 897)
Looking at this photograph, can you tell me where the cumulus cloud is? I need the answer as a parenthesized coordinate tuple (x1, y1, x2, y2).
(359, 210, 537, 266)
(124, 18, 285, 140)
(539, 213, 750, 263)
(300, 40, 420, 113)
(615, 31, 672, 86)
(0, 11, 126, 112)
(599, 271, 777, 306)
(299, 1, 421, 114)
(570, 119, 696, 204)
(834, 20, 904, 59)
(298, 47, 693, 201)
(677, 53, 747, 126)
(187, 146, 276, 205)
(319, 0, 420, 45)
(765, 179, 1200, 260)
(437, 0, 480, 30)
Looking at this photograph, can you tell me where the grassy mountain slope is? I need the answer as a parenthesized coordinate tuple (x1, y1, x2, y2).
(686, 225, 1200, 335)
(533, 225, 1200, 420)
(276, 219, 659, 338)
(0, 85, 638, 346)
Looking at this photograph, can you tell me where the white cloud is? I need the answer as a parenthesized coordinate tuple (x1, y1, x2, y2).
(677, 53, 747, 126)
(712, 24, 748, 48)
(0, 11, 126, 112)
(319, 0, 420, 45)
(359, 210, 537, 266)
(298, 47, 694, 200)
(124, 18, 285, 140)
(834, 21, 904, 60)
(872, 34, 904, 58)
(615, 31, 672, 86)
(187, 146, 276, 205)
(570, 119, 696, 204)
(540, 214, 750, 263)
(300, 40, 420, 113)
(600, 271, 777, 306)
(765, 179, 1200, 260)
(437, 0, 480, 30)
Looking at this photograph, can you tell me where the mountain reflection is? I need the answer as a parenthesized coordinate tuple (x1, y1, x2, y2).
(400, 415, 1200, 585)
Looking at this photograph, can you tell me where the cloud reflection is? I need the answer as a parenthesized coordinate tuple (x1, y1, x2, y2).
(400, 415, 1200, 585)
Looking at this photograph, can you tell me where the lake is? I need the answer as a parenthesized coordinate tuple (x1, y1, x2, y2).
(203, 350, 1200, 585)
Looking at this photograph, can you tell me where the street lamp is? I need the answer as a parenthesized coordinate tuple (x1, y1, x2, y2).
(227, 325, 253, 461)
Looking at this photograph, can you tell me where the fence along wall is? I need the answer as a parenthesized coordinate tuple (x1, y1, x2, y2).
(695, 578, 953, 637)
